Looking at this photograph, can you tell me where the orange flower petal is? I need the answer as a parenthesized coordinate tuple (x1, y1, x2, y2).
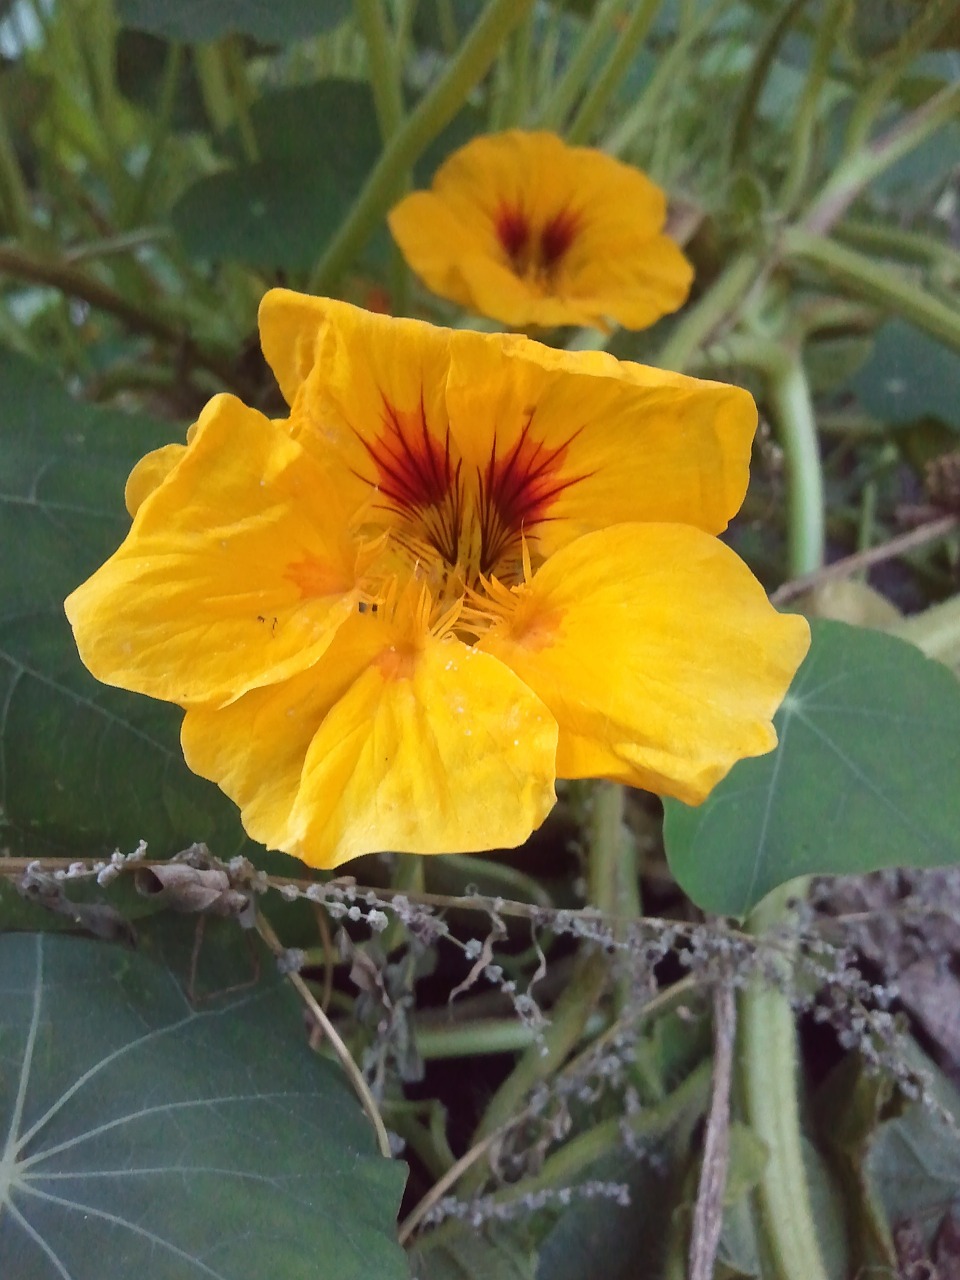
(182, 612, 558, 868)
(66, 394, 361, 708)
(479, 523, 810, 804)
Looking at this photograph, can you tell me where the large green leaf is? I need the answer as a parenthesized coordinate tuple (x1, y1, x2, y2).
(117, 0, 351, 42)
(663, 620, 960, 917)
(0, 930, 408, 1279)
(0, 347, 252, 861)
(172, 81, 384, 272)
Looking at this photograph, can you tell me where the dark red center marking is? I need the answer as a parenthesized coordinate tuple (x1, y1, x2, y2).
(478, 411, 588, 575)
(357, 396, 464, 567)
(495, 203, 581, 278)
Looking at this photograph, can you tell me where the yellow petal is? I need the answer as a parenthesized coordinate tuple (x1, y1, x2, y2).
(124, 443, 186, 517)
(182, 612, 559, 868)
(258, 296, 756, 558)
(479, 523, 810, 804)
(444, 327, 757, 542)
(66, 393, 362, 708)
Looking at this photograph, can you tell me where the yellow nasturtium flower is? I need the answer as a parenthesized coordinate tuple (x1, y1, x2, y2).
(388, 130, 693, 331)
(65, 294, 809, 870)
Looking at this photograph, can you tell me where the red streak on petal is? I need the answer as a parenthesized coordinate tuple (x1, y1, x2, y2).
(356, 395, 464, 567)
(495, 205, 530, 263)
(539, 207, 580, 268)
(361, 395, 451, 513)
(479, 412, 590, 574)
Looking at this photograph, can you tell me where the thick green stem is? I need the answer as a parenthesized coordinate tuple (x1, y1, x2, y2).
(765, 342, 825, 577)
(736, 336, 825, 1278)
(415, 1011, 606, 1061)
(741, 883, 828, 1280)
(655, 251, 761, 373)
(835, 217, 960, 280)
(354, 0, 405, 141)
(311, 0, 533, 294)
(566, 0, 662, 145)
(783, 228, 960, 353)
(353, 0, 409, 311)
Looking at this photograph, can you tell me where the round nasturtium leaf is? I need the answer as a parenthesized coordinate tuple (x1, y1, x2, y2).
(663, 619, 960, 918)
(0, 931, 408, 1280)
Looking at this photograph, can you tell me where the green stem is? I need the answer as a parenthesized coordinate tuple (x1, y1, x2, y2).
(0, 244, 239, 387)
(783, 227, 960, 353)
(741, 882, 828, 1280)
(730, 0, 810, 167)
(535, 0, 626, 131)
(0, 102, 36, 243)
(655, 250, 761, 373)
(353, 0, 409, 311)
(193, 43, 235, 137)
(778, 0, 850, 214)
(311, 0, 534, 295)
(734, 332, 825, 1278)
(125, 42, 184, 227)
(602, 0, 730, 157)
(804, 81, 960, 235)
(222, 37, 259, 163)
(567, 0, 662, 145)
(835, 217, 960, 280)
(354, 0, 405, 141)
(415, 1012, 606, 1061)
(765, 342, 825, 577)
(843, 1, 955, 156)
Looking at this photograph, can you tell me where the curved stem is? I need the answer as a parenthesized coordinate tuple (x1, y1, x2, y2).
(312, 0, 533, 294)
(655, 250, 761, 373)
(783, 227, 960, 353)
(766, 342, 825, 577)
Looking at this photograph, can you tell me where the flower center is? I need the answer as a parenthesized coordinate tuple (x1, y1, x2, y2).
(495, 205, 581, 286)
(356, 393, 585, 628)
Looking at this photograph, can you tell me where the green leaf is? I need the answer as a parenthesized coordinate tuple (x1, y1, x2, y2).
(850, 318, 960, 430)
(663, 620, 960, 917)
(0, 930, 407, 1279)
(117, 0, 351, 42)
(0, 346, 253, 861)
(172, 81, 385, 272)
